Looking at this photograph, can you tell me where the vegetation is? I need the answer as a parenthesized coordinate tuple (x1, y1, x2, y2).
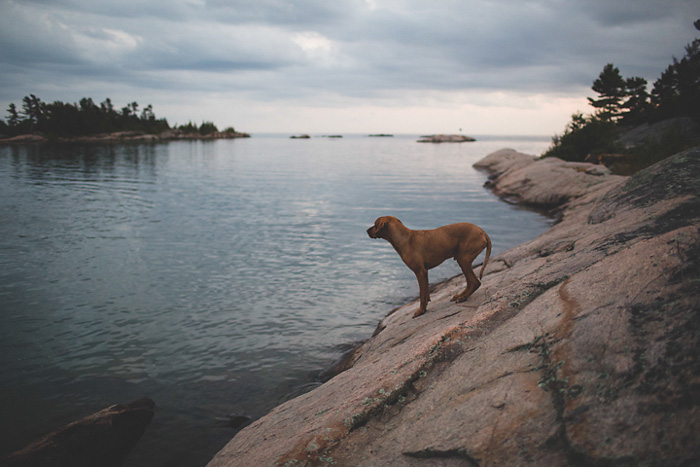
(0, 96, 170, 138)
(544, 20, 700, 173)
(0, 96, 233, 140)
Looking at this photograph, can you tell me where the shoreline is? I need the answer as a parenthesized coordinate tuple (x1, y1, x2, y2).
(0, 130, 251, 145)
(208, 147, 700, 466)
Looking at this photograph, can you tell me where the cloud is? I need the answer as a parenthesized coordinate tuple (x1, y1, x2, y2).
(0, 0, 698, 133)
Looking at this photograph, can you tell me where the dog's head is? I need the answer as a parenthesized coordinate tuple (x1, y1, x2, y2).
(367, 216, 400, 239)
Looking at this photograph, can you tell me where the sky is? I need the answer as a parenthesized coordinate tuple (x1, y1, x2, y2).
(0, 0, 698, 135)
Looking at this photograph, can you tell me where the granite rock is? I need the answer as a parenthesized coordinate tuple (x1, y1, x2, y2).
(208, 148, 700, 466)
(3, 398, 155, 467)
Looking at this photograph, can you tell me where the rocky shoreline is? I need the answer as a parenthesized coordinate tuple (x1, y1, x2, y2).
(208, 147, 700, 466)
(0, 129, 251, 145)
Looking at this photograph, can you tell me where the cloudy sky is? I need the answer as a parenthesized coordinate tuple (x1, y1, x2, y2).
(0, 0, 698, 135)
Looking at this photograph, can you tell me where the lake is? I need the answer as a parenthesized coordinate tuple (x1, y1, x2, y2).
(0, 134, 552, 466)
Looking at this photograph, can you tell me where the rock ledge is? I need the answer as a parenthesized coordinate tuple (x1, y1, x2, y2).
(208, 148, 700, 466)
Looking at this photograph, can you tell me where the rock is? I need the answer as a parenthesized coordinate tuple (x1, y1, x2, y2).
(290, 134, 311, 139)
(160, 130, 250, 141)
(207, 147, 700, 466)
(473, 148, 537, 175)
(129, 134, 160, 142)
(616, 117, 700, 149)
(0, 130, 251, 145)
(215, 415, 254, 430)
(476, 149, 623, 208)
(584, 152, 630, 166)
(0, 134, 48, 144)
(3, 398, 155, 467)
(417, 134, 476, 143)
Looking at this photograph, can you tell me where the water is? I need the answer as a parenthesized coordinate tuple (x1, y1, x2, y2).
(0, 134, 552, 465)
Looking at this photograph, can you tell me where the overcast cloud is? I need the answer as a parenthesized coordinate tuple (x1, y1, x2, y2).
(0, 0, 697, 134)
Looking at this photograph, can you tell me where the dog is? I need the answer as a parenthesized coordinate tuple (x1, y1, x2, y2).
(367, 216, 491, 318)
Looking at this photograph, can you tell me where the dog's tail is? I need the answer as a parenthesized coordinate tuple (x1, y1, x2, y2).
(479, 233, 492, 280)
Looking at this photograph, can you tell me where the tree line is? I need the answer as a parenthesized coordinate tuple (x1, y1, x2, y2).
(0, 96, 227, 138)
(544, 19, 700, 171)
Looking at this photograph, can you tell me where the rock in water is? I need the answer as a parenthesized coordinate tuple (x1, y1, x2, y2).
(3, 398, 155, 467)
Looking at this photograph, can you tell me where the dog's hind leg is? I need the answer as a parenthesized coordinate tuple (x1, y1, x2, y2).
(452, 255, 481, 303)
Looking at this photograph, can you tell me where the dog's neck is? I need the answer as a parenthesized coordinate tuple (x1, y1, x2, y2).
(386, 222, 412, 253)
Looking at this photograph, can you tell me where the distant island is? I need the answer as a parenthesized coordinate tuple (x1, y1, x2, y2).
(0, 95, 249, 144)
(289, 134, 343, 139)
(417, 134, 476, 143)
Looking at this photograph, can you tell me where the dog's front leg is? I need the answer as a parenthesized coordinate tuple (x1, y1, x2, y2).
(413, 268, 429, 318)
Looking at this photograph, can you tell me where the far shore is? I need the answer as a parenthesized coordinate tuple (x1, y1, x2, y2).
(0, 129, 251, 145)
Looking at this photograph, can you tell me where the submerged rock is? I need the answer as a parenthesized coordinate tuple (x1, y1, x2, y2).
(208, 147, 700, 466)
(4, 398, 155, 467)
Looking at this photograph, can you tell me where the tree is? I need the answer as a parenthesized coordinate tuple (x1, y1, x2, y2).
(140, 104, 155, 121)
(6, 103, 20, 128)
(2, 94, 175, 137)
(543, 112, 618, 162)
(100, 98, 115, 115)
(621, 76, 650, 125)
(545, 19, 700, 173)
(21, 94, 44, 131)
(650, 20, 700, 120)
(178, 121, 198, 134)
(199, 121, 218, 135)
(588, 64, 626, 121)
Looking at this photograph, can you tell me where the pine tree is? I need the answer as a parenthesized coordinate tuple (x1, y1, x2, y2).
(588, 64, 626, 121)
(651, 20, 700, 120)
(622, 76, 650, 125)
(6, 103, 20, 128)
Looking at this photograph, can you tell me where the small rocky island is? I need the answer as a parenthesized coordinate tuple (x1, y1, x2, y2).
(207, 147, 700, 466)
(417, 134, 476, 143)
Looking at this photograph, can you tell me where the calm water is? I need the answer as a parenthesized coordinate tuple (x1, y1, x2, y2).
(0, 134, 552, 466)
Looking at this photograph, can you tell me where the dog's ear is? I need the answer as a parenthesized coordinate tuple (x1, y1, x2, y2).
(375, 217, 386, 231)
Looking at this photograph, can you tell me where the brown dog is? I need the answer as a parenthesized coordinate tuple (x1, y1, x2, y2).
(367, 216, 491, 318)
